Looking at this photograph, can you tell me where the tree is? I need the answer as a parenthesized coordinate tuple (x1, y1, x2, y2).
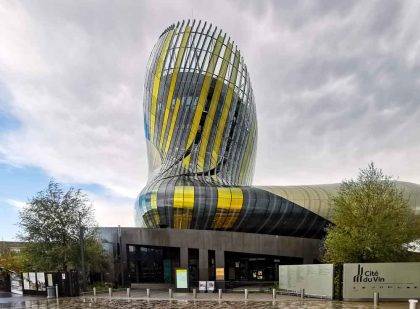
(18, 180, 108, 275)
(323, 163, 420, 263)
(0, 243, 28, 272)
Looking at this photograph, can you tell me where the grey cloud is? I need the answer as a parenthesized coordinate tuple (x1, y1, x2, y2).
(0, 0, 419, 214)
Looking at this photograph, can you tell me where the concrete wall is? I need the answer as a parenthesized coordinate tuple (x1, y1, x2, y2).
(100, 227, 322, 284)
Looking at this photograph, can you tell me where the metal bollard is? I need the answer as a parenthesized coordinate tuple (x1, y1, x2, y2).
(55, 284, 59, 299)
(244, 288, 248, 300)
(409, 299, 418, 309)
(272, 288, 276, 300)
(218, 289, 222, 299)
(300, 288, 305, 299)
(127, 287, 131, 298)
(146, 288, 150, 298)
(108, 287, 113, 298)
(193, 288, 197, 299)
(373, 292, 379, 307)
(93, 287, 96, 297)
(169, 288, 173, 299)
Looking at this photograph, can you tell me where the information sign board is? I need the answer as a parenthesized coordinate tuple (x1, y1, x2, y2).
(343, 262, 420, 300)
(175, 268, 188, 289)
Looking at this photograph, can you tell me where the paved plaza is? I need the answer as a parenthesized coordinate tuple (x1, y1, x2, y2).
(0, 290, 411, 308)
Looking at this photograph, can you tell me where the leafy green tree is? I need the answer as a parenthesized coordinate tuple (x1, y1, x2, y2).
(0, 243, 28, 272)
(323, 163, 420, 263)
(19, 180, 108, 273)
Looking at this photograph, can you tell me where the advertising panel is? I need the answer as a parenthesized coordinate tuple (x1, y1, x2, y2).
(27, 273, 37, 290)
(22, 273, 30, 290)
(47, 274, 53, 287)
(36, 272, 46, 291)
(206, 281, 215, 292)
(175, 268, 188, 289)
(198, 281, 206, 292)
(278, 264, 334, 299)
(215, 268, 224, 281)
(343, 262, 420, 300)
(10, 272, 23, 295)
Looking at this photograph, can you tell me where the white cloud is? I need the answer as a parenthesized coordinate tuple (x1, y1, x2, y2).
(0, 0, 420, 230)
(86, 191, 135, 227)
(5, 198, 26, 209)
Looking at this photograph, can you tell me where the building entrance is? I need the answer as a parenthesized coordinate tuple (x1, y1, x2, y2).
(127, 245, 180, 284)
(225, 251, 302, 282)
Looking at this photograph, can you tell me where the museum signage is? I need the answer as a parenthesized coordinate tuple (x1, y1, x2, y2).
(343, 262, 420, 300)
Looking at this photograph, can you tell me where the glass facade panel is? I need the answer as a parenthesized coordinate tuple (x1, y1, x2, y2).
(127, 245, 180, 284)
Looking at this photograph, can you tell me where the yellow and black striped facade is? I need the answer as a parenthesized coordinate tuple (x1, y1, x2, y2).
(136, 20, 330, 238)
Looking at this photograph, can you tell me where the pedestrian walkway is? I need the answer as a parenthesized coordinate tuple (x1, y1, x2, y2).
(86, 289, 409, 308)
(0, 292, 43, 305)
(0, 290, 411, 308)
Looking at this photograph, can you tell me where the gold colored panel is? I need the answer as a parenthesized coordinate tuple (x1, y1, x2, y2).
(151, 191, 157, 209)
(150, 29, 175, 142)
(197, 42, 233, 170)
(159, 26, 192, 149)
(239, 123, 255, 183)
(182, 35, 224, 170)
(173, 186, 194, 209)
(230, 187, 243, 210)
(211, 50, 240, 167)
(212, 187, 243, 229)
(173, 186, 194, 229)
(164, 97, 181, 153)
(217, 187, 231, 209)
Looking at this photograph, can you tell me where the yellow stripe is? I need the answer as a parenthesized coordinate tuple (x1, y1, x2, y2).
(239, 123, 255, 182)
(149, 190, 159, 226)
(173, 186, 194, 209)
(150, 29, 174, 142)
(173, 186, 194, 229)
(159, 26, 191, 150)
(197, 42, 233, 170)
(151, 191, 157, 209)
(182, 35, 225, 169)
(212, 187, 243, 229)
(164, 97, 181, 153)
(216, 187, 231, 210)
(229, 187, 243, 210)
(211, 50, 240, 167)
(223, 187, 243, 228)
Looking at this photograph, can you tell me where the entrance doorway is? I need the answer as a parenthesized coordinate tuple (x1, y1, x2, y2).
(127, 245, 180, 284)
(225, 251, 302, 282)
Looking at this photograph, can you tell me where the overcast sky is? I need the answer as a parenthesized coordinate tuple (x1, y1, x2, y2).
(1, 0, 420, 239)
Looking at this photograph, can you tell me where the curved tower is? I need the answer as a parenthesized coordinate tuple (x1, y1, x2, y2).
(136, 20, 330, 238)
